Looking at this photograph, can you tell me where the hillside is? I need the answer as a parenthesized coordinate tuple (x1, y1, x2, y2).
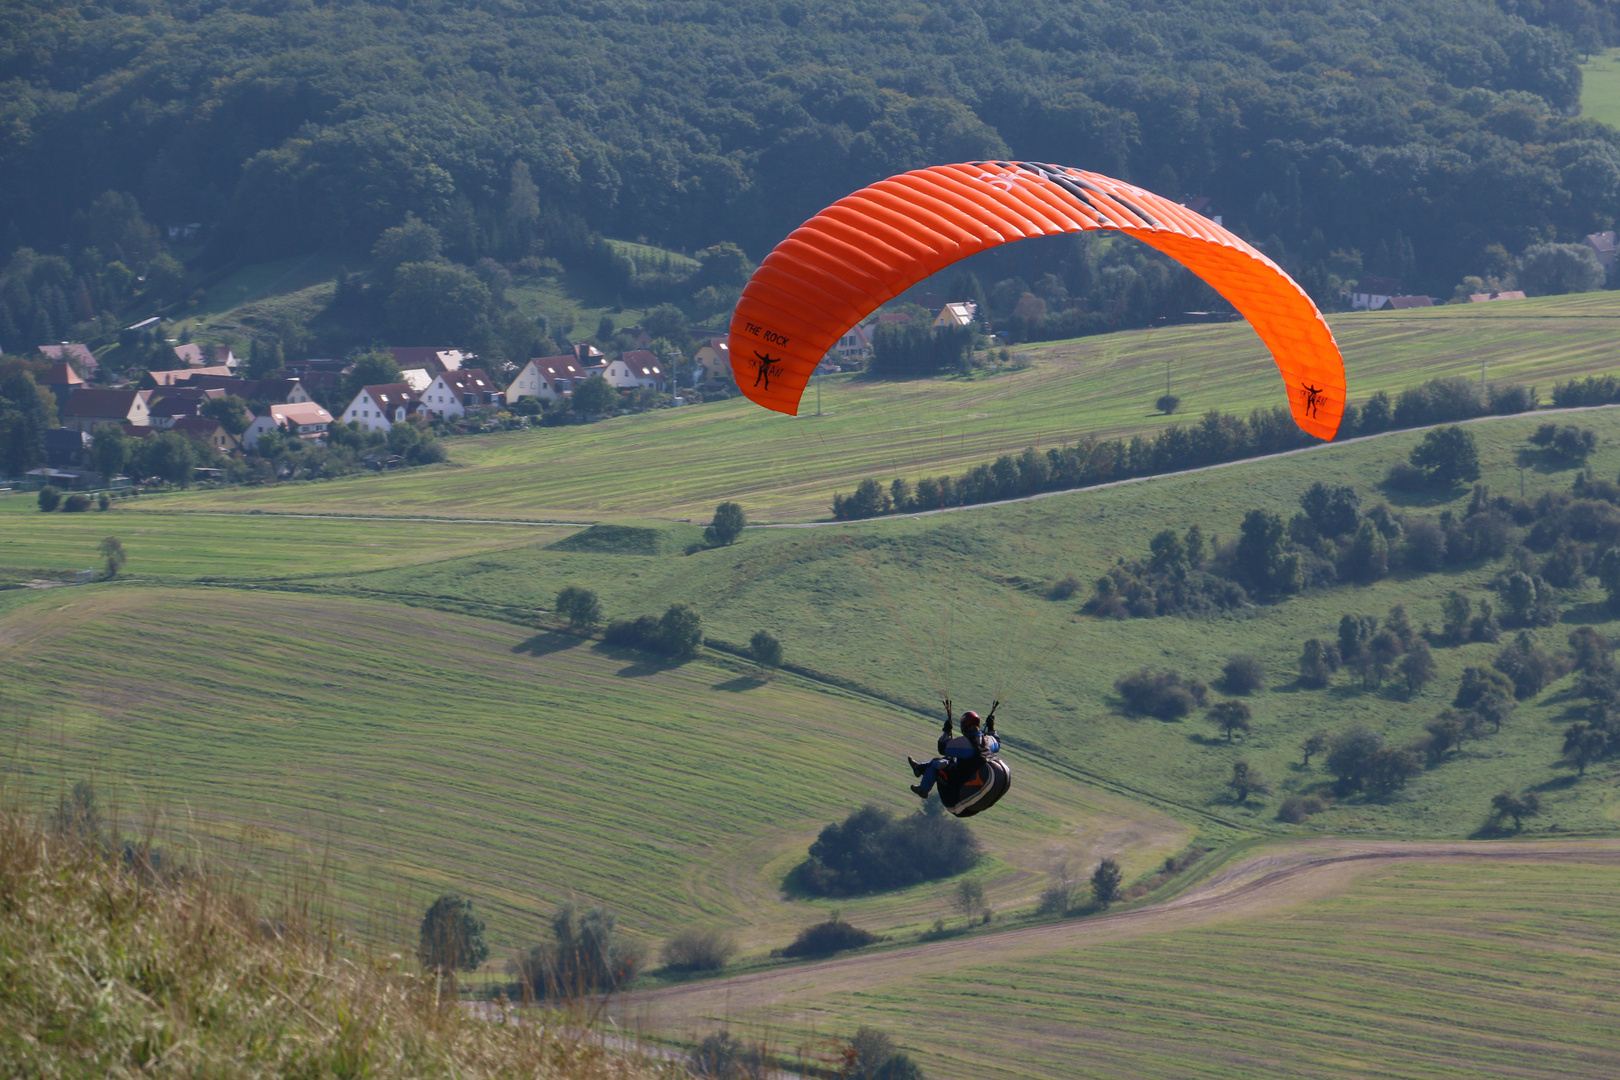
(0, 587, 1186, 952)
(617, 840, 1620, 1080)
(103, 290, 1620, 522)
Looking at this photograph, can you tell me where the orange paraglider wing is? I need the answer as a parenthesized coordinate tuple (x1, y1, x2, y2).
(728, 161, 1346, 440)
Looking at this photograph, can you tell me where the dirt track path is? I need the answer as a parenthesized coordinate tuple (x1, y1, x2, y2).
(612, 838, 1620, 1031)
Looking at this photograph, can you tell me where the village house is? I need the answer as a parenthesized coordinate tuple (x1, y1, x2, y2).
(42, 361, 84, 408)
(932, 301, 978, 328)
(420, 369, 500, 418)
(341, 383, 422, 432)
(38, 343, 98, 378)
(599, 350, 665, 391)
(1584, 231, 1617, 271)
(1348, 276, 1404, 310)
(829, 326, 870, 363)
(59, 388, 150, 432)
(146, 386, 226, 429)
(691, 338, 732, 382)
(142, 365, 232, 388)
(243, 402, 334, 449)
(172, 343, 239, 370)
(1378, 295, 1434, 310)
(505, 357, 582, 403)
(387, 347, 472, 375)
(169, 415, 240, 454)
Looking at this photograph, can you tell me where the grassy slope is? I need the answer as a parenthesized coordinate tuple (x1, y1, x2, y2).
(0, 499, 573, 580)
(0, 587, 1187, 952)
(1580, 48, 1620, 129)
(141, 290, 1620, 521)
(622, 854, 1620, 1080)
(287, 408, 1620, 840)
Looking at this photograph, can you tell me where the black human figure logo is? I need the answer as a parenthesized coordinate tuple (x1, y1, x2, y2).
(753, 351, 783, 390)
(1302, 382, 1324, 419)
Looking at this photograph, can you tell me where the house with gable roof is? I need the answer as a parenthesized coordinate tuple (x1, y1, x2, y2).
(506, 357, 582, 403)
(42, 360, 84, 408)
(419, 368, 501, 418)
(173, 343, 240, 370)
(387, 347, 472, 375)
(38, 343, 98, 377)
(932, 301, 978, 328)
(169, 415, 241, 454)
(59, 388, 150, 433)
(600, 350, 665, 391)
(691, 338, 733, 382)
(341, 383, 422, 432)
(243, 402, 335, 449)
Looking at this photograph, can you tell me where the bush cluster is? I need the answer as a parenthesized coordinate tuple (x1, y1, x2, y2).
(798, 804, 981, 896)
(831, 375, 1537, 521)
(1113, 668, 1208, 719)
(777, 916, 879, 958)
(602, 603, 703, 659)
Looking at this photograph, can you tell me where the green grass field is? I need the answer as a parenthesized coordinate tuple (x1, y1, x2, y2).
(137, 290, 1620, 522)
(0, 498, 572, 580)
(1581, 48, 1620, 129)
(273, 408, 1620, 840)
(0, 587, 1188, 953)
(620, 851, 1620, 1079)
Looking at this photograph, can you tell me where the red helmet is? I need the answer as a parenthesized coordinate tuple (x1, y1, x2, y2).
(961, 710, 982, 726)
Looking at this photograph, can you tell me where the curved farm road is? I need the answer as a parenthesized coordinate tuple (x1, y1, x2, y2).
(612, 837, 1620, 1033)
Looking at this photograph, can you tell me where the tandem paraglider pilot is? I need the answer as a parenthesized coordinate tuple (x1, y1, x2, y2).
(909, 704, 998, 799)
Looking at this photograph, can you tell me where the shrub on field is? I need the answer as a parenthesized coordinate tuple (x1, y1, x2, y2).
(601, 604, 702, 659)
(704, 501, 746, 546)
(63, 492, 91, 512)
(418, 893, 489, 974)
(1046, 572, 1081, 600)
(661, 927, 737, 972)
(1298, 639, 1340, 688)
(515, 902, 640, 999)
(778, 915, 878, 958)
(799, 804, 980, 896)
(689, 1030, 770, 1078)
(37, 484, 60, 511)
(1090, 857, 1123, 908)
(749, 629, 782, 669)
(1221, 654, 1265, 694)
(1276, 793, 1326, 824)
(554, 585, 602, 631)
(845, 1027, 925, 1080)
(1114, 668, 1208, 719)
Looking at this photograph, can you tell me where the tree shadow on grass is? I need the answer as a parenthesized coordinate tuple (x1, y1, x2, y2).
(510, 630, 581, 657)
(712, 674, 770, 692)
(588, 641, 686, 678)
(1559, 600, 1614, 625)
(1529, 773, 1580, 793)
(1185, 732, 1233, 746)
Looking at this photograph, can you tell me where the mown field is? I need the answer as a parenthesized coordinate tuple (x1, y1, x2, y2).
(0, 499, 570, 580)
(621, 850, 1620, 1080)
(278, 408, 1620, 839)
(1581, 47, 1620, 129)
(131, 291, 1620, 522)
(0, 587, 1187, 953)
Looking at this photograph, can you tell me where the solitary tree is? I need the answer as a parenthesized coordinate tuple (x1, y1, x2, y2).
(749, 629, 782, 670)
(98, 536, 127, 579)
(1227, 760, 1273, 803)
(37, 484, 60, 512)
(554, 585, 602, 631)
(418, 893, 489, 974)
(1299, 731, 1329, 767)
(658, 603, 703, 659)
(1090, 857, 1123, 908)
(1398, 640, 1437, 695)
(1563, 722, 1609, 777)
(953, 879, 987, 925)
(1409, 425, 1481, 487)
(200, 394, 252, 437)
(1209, 699, 1253, 742)
(705, 501, 746, 546)
(1490, 790, 1542, 831)
(90, 424, 129, 482)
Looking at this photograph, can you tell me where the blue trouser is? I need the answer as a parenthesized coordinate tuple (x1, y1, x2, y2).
(916, 758, 950, 794)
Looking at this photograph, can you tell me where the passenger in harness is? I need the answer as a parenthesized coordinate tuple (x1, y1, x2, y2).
(908, 704, 998, 799)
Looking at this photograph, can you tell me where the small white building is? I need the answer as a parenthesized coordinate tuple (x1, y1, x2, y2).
(420, 369, 500, 418)
(600, 350, 665, 391)
(1348, 276, 1404, 311)
(506, 357, 583, 403)
(244, 402, 334, 449)
(342, 383, 422, 432)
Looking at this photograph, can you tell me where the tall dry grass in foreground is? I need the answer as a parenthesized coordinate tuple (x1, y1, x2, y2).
(0, 806, 681, 1079)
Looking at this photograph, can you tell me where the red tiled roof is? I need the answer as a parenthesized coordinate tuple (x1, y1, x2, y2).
(61, 388, 142, 419)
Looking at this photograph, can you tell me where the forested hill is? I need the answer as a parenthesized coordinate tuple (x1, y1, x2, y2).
(2, 0, 1618, 295)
